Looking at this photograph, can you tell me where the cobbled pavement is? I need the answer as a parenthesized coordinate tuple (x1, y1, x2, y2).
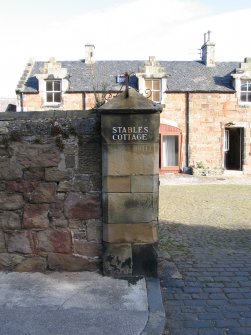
(158, 174, 251, 335)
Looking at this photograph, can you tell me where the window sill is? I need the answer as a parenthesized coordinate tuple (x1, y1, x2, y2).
(239, 101, 251, 107)
(43, 103, 62, 108)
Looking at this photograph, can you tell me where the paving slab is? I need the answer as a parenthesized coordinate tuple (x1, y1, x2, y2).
(0, 272, 151, 335)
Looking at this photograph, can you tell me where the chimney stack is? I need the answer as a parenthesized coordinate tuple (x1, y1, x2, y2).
(201, 31, 215, 67)
(85, 44, 95, 64)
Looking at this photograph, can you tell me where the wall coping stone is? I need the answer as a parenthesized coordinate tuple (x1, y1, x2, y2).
(0, 110, 98, 121)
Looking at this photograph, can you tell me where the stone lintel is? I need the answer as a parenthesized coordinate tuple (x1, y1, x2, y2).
(103, 223, 158, 243)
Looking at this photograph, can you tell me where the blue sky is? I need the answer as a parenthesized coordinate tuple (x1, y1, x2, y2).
(0, 0, 250, 97)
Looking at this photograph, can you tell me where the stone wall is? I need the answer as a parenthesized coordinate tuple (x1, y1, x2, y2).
(0, 110, 102, 272)
(161, 92, 251, 173)
(21, 92, 112, 112)
(22, 93, 85, 112)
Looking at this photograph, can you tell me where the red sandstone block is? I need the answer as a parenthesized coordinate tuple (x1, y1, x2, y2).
(37, 229, 72, 254)
(64, 192, 101, 220)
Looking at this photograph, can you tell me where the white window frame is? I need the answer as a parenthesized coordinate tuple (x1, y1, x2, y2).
(45, 79, 62, 105)
(240, 79, 251, 103)
(162, 135, 179, 167)
(145, 79, 161, 103)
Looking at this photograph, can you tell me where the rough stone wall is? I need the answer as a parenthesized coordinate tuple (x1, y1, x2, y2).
(23, 94, 42, 112)
(62, 93, 84, 111)
(161, 93, 187, 167)
(189, 93, 251, 170)
(21, 92, 116, 112)
(161, 92, 251, 172)
(22, 93, 84, 112)
(0, 110, 102, 272)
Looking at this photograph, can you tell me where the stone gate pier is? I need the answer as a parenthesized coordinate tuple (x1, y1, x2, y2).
(100, 88, 162, 277)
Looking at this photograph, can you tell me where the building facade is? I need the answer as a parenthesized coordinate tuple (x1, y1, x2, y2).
(16, 33, 251, 175)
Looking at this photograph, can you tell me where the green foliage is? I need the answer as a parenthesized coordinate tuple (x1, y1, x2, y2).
(196, 161, 206, 169)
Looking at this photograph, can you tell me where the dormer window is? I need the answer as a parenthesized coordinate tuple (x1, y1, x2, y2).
(137, 56, 167, 104)
(46, 79, 61, 104)
(145, 79, 161, 102)
(232, 58, 251, 105)
(240, 79, 251, 102)
(35, 59, 68, 108)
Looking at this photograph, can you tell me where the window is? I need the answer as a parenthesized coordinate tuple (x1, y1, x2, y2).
(162, 135, 179, 166)
(240, 80, 251, 102)
(159, 124, 182, 174)
(145, 79, 161, 102)
(46, 80, 61, 103)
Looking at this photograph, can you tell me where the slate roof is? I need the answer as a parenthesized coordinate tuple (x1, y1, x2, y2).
(163, 61, 239, 92)
(22, 60, 240, 94)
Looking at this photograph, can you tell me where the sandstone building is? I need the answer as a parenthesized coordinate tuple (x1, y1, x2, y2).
(16, 32, 251, 175)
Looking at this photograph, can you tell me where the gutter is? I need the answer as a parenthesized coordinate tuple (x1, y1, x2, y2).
(166, 90, 235, 94)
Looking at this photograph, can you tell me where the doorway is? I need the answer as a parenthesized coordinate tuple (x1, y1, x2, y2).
(224, 127, 244, 171)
